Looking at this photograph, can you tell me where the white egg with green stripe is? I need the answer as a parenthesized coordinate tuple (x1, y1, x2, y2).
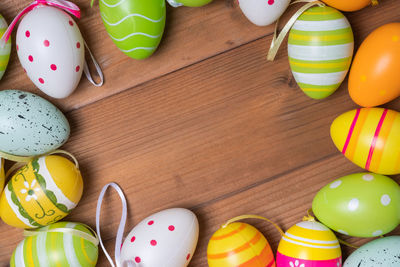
(288, 6, 354, 99)
(0, 13, 11, 81)
(10, 222, 98, 267)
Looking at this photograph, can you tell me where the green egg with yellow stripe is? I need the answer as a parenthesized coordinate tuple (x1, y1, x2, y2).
(288, 6, 354, 99)
(10, 222, 98, 267)
(0, 13, 11, 81)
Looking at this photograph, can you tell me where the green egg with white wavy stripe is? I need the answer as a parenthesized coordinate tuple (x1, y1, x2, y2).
(0, 13, 11, 81)
(288, 6, 354, 99)
(99, 0, 166, 60)
(10, 222, 98, 267)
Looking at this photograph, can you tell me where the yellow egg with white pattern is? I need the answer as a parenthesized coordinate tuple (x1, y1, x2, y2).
(0, 155, 83, 229)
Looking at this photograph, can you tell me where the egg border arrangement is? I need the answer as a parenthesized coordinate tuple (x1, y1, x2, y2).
(0, 0, 399, 266)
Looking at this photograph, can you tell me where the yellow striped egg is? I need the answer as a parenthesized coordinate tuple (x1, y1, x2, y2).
(288, 6, 354, 99)
(276, 221, 342, 267)
(207, 222, 276, 267)
(0, 155, 83, 229)
(0, 158, 4, 195)
(331, 108, 400, 175)
(0, 13, 11, 81)
(10, 222, 98, 267)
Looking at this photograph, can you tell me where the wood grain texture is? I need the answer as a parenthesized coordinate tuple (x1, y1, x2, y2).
(0, 0, 400, 266)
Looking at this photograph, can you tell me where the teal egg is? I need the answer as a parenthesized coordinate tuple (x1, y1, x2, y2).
(10, 222, 98, 267)
(312, 173, 400, 237)
(344, 236, 400, 267)
(99, 0, 166, 60)
(0, 13, 11, 81)
(0, 90, 70, 157)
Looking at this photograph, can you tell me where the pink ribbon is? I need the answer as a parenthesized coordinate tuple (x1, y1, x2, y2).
(0, 0, 80, 46)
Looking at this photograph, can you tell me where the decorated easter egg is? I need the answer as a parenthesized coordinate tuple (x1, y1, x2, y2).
(349, 23, 400, 107)
(120, 208, 199, 266)
(276, 221, 342, 267)
(16, 6, 84, 99)
(207, 222, 276, 267)
(0, 158, 4, 195)
(238, 0, 290, 26)
(322, 0, 372, 11)
(0, 90, 70, 157)
(312, 173, 400, 238)
(331, 108, 400, 175)
(168, 0, 213, 7)
(288, 6, 354, 99)
(0, 155, 83, 229)
(344, 236, 400, 266)
(100, 0, 166, 60)
(10, 221, 98, 266)
(0, 14, 11, 81)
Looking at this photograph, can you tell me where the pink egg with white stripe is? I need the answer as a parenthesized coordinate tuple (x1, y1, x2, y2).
(16, 5, 84, 99)
(120, 208, 199, 267)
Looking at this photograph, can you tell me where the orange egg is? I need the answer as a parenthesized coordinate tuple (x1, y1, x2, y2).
(322, 0, 372, 11)
(349, 23, 400, 107)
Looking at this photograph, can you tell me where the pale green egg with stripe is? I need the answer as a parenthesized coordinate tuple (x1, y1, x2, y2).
(10, 222, 98, 267)
(288, 6, 354, 99)
(0, 14, 11, 81)
(99, 0, 166, 60)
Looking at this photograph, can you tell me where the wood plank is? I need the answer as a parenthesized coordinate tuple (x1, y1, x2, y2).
(0, 0, 398, 112)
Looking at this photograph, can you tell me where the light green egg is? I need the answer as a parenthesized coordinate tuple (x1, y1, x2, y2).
(312, 172, 400, 238)
(10, 222, 98, 267)
(288, 6, 354, 99)
(99, 0, 166, 60)
(0, 13, 11, 81)
(344, 236, 400, 267)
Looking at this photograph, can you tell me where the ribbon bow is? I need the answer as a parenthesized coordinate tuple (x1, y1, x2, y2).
(0, 0, 81, 47)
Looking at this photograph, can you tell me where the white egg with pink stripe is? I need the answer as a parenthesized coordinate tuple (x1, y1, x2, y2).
(120, 208, 199, 267)
(16, 5, 84, 99)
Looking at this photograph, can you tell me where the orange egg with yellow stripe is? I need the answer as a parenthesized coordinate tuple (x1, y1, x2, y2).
(331, 108, 400, 175)
(207, 222, 276, 267)
(276, 221, 342, 267)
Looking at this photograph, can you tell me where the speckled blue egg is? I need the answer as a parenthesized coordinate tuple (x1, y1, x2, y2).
(0, 90, 70, 156)
(344, 236, 400, 267)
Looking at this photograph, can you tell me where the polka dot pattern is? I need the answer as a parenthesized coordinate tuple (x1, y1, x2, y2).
(28, 55, 33, 62)
(362, 174, 374, 181)
(76, 66, 80, 72)
(135, 257, 141, 263)
(148, 220, 154, 226)
(44, 40, 50, 47)
(25, 30, 30, 38)
(76, 42, 81, 49)
(150, 240, 157, 246)
(130, 236, 135, 243)
(168, 225, 175, 231)
(348, 198, 359, 211)
(381, 194, 391, 206)
(268, 0, 274, 4)
(38, 78, 44, 84)
(69, 20, 74, 26)
(330, 180, 342, 189)
(372, 230, 383, 236)
(50, 64, 57, 71)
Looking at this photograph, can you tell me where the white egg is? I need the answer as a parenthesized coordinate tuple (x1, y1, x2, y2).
(16, 5, 84, 99)
(120, 208, 199, 267)
(238, 0, 290, 26)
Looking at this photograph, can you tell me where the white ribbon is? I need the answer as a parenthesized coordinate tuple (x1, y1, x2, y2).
(96, 182, 129, 267)
(84, 40, 104, 87)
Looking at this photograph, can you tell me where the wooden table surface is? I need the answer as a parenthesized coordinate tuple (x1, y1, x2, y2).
(1, 0, 400, 266)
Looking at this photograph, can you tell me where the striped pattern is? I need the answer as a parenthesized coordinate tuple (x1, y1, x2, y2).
(0, 14, 11, 81)
(10, 222, 98, 267)
(0, 158, 4, 195)
(99, 0, 165, 59)
(331, 108, 400, 175)
(277, 221, 341, 262)
(207, 222, 276, 267)
(288, 6, 353, 99)
(0, 156, 83, 229)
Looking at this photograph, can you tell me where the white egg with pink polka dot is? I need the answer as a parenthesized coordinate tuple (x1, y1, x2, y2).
(16, 5, 84, 99)
(120, 208, 199, 267)
(238, 0, 290, 26)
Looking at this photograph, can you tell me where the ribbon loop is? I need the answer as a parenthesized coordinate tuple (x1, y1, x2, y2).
(222, 214, 285, 236)
(0, 0, 81, 47)
(96, 183, 129, 267)
(267, 0, 324, 61)
(83, 40, 104, 87)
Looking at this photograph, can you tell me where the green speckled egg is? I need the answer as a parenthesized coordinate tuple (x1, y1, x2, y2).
(99, 0, 166, 60)
(10, 222, 98, 267)
(0, 14, 11, 81)
(0, 90, 70, 157)
(312, 173, 400, 237)
(344, 236, 400, 267)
